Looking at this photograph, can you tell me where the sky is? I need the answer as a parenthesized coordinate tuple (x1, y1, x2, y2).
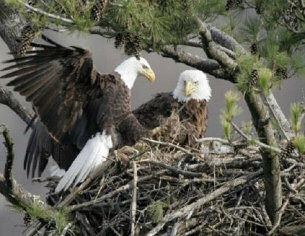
(0, 30, 304, 235)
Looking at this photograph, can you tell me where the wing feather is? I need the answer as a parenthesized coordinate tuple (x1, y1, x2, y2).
(1, 40, 99, 142)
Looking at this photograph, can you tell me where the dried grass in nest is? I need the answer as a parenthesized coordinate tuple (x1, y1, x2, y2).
(31, 120, 305, 236)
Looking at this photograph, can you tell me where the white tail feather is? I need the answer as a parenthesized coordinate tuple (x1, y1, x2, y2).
(55, 131, 113, 193)
(49, 165, 66, 178)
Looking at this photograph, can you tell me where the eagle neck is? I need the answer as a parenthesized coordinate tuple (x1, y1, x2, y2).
(115, 66, 138, 89)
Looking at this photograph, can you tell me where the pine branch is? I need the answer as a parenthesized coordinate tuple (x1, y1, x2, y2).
(16, 0, 73, 24)
(196, 18, 238, 72)
(209, 27, 249, 56)
(160, 45, 231, 80)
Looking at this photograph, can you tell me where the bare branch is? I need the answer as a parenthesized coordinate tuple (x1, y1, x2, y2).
(160, 45, 231, 79)
(264, 93, 293, 140)
(0, 86, 33, 125)
(196, 18, 238, 71)
(2, 127, 14, 189)
(142, 137, 193, 155)
(209, 26, 249, 56)
(0, 3, 24, 52)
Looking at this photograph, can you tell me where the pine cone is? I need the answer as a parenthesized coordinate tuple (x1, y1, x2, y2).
(28, 0, 37, 6)
(124, 34, 141, 59)
(225, 0, 234, 10)
(158, 0, 169, 11)
(235, 0, 243, 7)
(276, 67, 288, 80)
(91, 0, 108, 22)
(18, 25, 36, 56)
(23, 213, 31, 227)
(115, 33, 125, 48)
(250, 43, 257, 55)
(249, 69, 258, 87)
(279, 141, 295, 159)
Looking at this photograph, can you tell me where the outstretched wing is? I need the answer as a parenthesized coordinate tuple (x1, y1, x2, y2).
(24, 119, 79, 178)
(1, 37, 98, 142)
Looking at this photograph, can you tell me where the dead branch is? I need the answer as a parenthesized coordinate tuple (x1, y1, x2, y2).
(2, 127, 14, 189)
(142, 138, 193, 155)
(264, 93, 293, 140)
(0, 86, 32, 125)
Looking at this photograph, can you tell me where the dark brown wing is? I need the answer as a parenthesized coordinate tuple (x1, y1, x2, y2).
(1, 41, 96, 142)
(133, 92, 176, 129)
(24, 120, 79, 177)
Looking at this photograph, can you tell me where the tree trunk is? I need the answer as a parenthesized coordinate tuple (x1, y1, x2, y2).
(245, 90, 282, 224)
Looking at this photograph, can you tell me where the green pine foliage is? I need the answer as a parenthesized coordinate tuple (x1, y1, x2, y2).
(221, 91, 242, 140)
(5, 0, 225, 51)
(293, 135, 305, 154)
(290, 103, 304, 135)
(257, 68, 273, 95)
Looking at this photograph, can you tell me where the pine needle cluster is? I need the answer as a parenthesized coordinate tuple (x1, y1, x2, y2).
(221, 91, 242, 140)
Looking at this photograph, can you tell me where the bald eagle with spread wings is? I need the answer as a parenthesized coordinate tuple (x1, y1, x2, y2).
(134, 70, 211, 146)
(1, 37, 155, 192)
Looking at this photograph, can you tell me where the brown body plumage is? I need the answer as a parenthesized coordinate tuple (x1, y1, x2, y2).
(134, 92, 209, 146)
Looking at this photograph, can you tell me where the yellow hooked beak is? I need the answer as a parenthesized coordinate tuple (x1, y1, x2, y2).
(141, 68, 156, 83)
(185, 81, 195, 96)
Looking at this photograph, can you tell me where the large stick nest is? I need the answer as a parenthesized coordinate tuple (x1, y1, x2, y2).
(27, 118, 305, 236)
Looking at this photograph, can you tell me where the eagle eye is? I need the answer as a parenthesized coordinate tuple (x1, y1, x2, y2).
(142, 65, 149, 69)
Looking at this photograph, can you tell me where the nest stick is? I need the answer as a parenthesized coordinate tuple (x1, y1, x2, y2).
(130, 161, 138, 236)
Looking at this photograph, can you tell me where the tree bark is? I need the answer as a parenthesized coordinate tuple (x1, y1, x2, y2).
(0, 2, 24, 52)
(244, 91, 282, 224)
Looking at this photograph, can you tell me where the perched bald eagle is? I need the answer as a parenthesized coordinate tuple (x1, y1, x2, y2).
(134, 70, 211, 146)
(1, 37, 155, 192)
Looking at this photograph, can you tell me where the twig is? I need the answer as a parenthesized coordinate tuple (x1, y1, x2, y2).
(267, 178, 305, 235)
(195, 137, 230, 144)
(16, 0, 74, 24)
(60, 222, 73, 236)
(145, 169, 263, 236)
(142, 138, 193, 155)
(137, 160, 203, 178)
(70, 171, 166, 211)
(25, 222, 43, 236)
(231, 122, 281, 153)
(170, 221, 180, 236)
(130, 162, 137, 236)
(57, 159, 113, 208)
(267, 197, 290, 235)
